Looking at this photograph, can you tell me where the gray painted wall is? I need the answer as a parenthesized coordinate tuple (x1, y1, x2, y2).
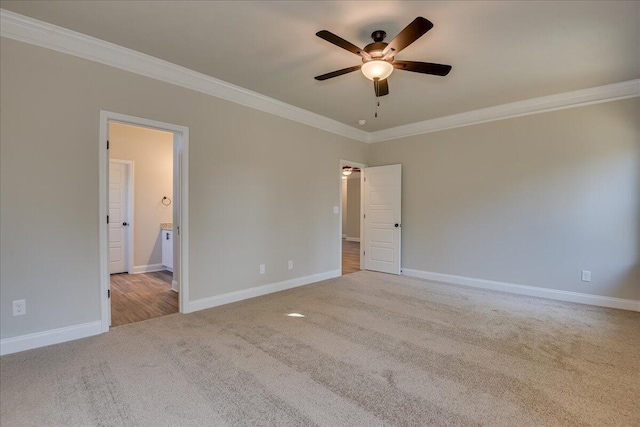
(0, 38, 368, 339)
(1, 36, 638, 343)
(369, 98, 640, 301)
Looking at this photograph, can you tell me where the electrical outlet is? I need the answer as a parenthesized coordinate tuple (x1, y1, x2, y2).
(288, 260, 293, 270)
(12, 299, 26, 316)
(333, 206, 340, 214)
(581, 271, 591, 282)
(260, 264, 265, 274)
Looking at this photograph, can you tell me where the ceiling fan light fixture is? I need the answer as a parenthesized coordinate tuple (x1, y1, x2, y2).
(361, 60, 393, 81)
(342, 169, 352, 176)
(315, 17, 449, 100)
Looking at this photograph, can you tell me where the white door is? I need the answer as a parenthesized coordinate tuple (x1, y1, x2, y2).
(162, 230, 173, 270)
(109, 162, 128, 274)
(363, 164, 401, 274)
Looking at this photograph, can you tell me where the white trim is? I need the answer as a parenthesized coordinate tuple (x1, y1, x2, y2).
(109, 159, 134, 274)
(402, 269, 640, 312)
(345, 237, 361, 242)
(176, 131, 189, 312)
(369, 80, 640, 143)
(188, 270, 341, 313)
(130, 263, 167, 274)
(2, 10, 636, 146)
(100, 111, 190, 333)
(99, 116, 110, 329)
(0, 9, 368, 143)
(0, 321, 102, 356)
(172, 280, 179, 292)
(342, 234, 347, 239)
(360, 172, 365, 271)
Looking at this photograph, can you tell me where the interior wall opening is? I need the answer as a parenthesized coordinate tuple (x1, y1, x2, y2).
(340, 160, 366, 275)
(108, 122, 177, 327)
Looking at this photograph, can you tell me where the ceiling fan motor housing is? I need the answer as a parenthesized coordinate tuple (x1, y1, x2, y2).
(363, 41, 389, 61)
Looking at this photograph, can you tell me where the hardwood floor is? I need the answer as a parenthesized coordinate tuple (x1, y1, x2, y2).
(342, 239, 360, 275)
(110, 270, 178, 327)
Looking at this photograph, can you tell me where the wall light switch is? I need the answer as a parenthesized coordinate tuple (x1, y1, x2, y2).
(581, 271, 591, 282)
(333, 206, 340, 214)
(288, 260, 293, 270)
(260, 264, 265, 274)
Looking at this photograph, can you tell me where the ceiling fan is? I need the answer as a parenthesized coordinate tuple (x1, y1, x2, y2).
(315, 17, 452, 99)
(342, 166, 361, 176)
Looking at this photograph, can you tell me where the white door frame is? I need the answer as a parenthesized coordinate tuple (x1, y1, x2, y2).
(109, 159, 135, 274)
(99, 111, 190, 332)
(339, 159, 367, 273)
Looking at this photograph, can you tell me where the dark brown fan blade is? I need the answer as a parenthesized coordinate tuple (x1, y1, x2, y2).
(315, 65, 362, 81)
(374, 78, 389, 97)
(382, 17, 434, 56)
(393, 60, 452, 76)
(316, 30, 370, 59)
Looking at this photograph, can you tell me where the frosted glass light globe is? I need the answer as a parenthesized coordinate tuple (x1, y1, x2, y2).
(361, 60, 393, 81)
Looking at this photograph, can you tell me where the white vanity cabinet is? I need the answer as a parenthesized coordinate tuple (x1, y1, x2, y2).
(162, 230, 173, 270)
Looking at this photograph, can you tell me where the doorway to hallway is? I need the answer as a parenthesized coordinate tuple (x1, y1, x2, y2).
(340, 159, 366, 275)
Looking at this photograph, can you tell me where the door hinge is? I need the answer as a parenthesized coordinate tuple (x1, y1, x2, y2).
(363, 251, 366, 255)
(106, 140, 109, 149)
(107, 215, 109, 224)
(364, 177, 366, 182)
(107, 289, 111, 298)
(177, 225, 180, 235)
(363, 214, 366, 219)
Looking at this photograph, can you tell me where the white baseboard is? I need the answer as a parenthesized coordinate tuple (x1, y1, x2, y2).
(130, 263, 166, 274)
(402, 269, 640, 312)
(0, 321, 103, 356)
(342, 234, 347, 239)
(172, 280, 179, 292)
(345, 237, 360, 242)
(187, 270, 341, 313)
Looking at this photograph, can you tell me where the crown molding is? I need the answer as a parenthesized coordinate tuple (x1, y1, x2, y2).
(368, 79, 640, 143)
(0, 9, 369, 143)
(1, 9, 638, 145)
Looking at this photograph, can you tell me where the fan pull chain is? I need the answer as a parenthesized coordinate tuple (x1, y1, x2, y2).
(374, 78, 379, 118)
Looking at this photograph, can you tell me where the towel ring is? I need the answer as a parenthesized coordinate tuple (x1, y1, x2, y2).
(162, 196, 172, 206)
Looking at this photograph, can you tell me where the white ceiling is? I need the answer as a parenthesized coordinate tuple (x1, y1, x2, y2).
(2, 1, 638, 132)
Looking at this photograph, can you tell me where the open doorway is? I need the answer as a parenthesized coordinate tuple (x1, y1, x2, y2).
(99, 111, 189, 332)
(340, 160, 366, 275)
(108, 123, 176, 326)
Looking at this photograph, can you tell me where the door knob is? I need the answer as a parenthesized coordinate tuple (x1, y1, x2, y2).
(394, 223, 400, 227)
(122, 222, 129, 226)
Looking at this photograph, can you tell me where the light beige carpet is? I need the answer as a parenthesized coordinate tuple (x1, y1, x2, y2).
(1, 271, 639, 426)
